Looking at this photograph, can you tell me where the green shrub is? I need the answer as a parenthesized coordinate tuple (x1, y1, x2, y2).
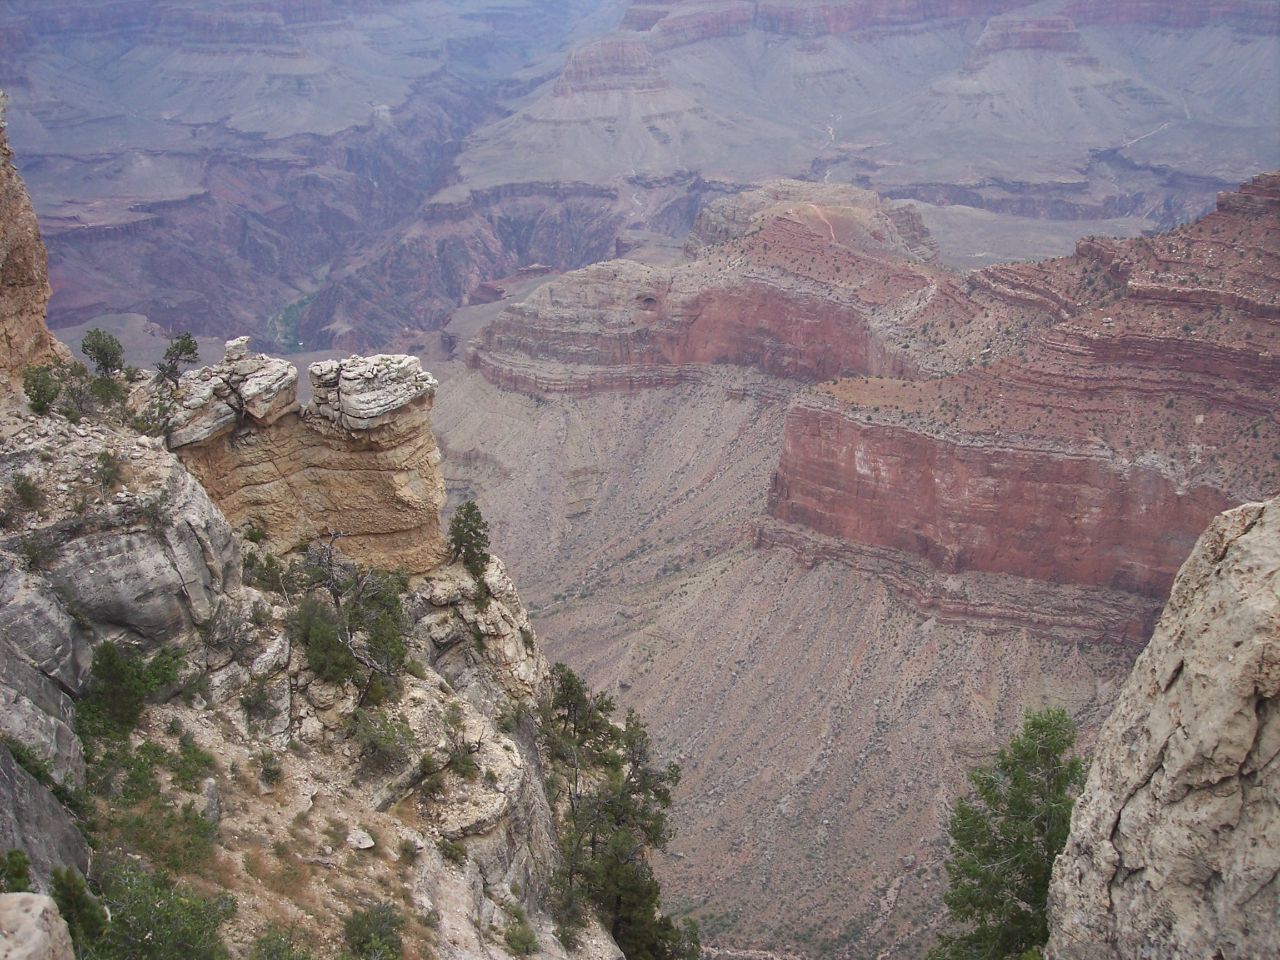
(0, 849, 31, 893)
(76, 642, 152, 740)
(250, 929, 316, 960)
(155, 332, 200, 387)
(448, 500, 490, 581)
(255, 750, 283, 787)
(170, 733, 215, 791)
(92, 451, 123, 494)
(240, 677, 279, 723)
(351, 709, 412, 773)
(289, 597, 358, 684)
(51, 866, 108, 948)
(438, 837, 466, 865)
(90, 858, 235, 960)
(343, 903, 404, 960)
(115, 802, 217, 873)
(503, 913, 538, 955)
(11, 473, 43, 509)
(22, 365, 61, 414)
(19, 534, 54, 570)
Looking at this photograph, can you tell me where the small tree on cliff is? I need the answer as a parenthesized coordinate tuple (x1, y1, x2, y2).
(82, 328, 124, 377)
(927, 708, 1086, 960)
(448, 500, 490, 581)
(155, 332, 199, 388)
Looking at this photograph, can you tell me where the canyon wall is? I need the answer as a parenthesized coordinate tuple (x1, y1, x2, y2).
(0, 119, 64, 388)
(447, 171, 1279, 954)
(1046, 496, 1279, 959)
(168, 340, 449, 573)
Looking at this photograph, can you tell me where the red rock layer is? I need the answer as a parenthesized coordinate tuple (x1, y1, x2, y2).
(770, 173, 1280, 602)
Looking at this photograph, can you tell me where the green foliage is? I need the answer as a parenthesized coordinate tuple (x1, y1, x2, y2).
(437, 837, 466, 864)
(250, 929, 316, 960)
(4, 739, 90, 816)
(115, 802, 217, 873)
(51, 866, 108, 948)
(1, 849, 31, 893)
(76, 642, 179, 742)
(156, 332, 200, 387)
(91, 451, 123, 494)
(240, 677, 279, 723)
(503, 909, 539, 955)
(89, 375, 127, 411)
(77, 642, 147, 739)
(289, 597, 358, 684)
(86, 858, 235, 960)
(22, 364, 60, 413)
(342, 903, 404, 960)
(255, 750, 283, 787)
(11, 473, 43, 509)
(538, 664, 698, 960)
(56, 361, 96, 421)
(81, 329, 124, 377)
(448, 500, 491, 581)
(927, 708, 1086, 960)
(351, 709, 413, 773)
(19, 533, 54, 570)
(169, 733, 215, 791)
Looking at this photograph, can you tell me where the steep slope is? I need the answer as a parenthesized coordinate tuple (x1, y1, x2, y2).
(435, 173, 1279, 955)
(1046, 496, 1279, 959)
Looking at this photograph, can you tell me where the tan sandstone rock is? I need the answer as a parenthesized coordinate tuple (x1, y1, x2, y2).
(169, 341, 447, 573)
(1046, 497, 1280, 959)
(0, 894, 74, 960)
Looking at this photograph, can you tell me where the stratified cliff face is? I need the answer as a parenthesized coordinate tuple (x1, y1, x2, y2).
(770, 173, 1280, 603)
(442, 172, 1277, 954)
(1046, 496, 1279, 959)
(0, 119, 64, 387)
(472, 181, 939, 391)
(168, 339, 449, 574)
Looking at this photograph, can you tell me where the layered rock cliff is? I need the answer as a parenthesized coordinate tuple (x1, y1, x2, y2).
(168, 340, 449, 574)
(1046, 496, 1280, 958)
(443, 172, 1278, 954)
(769, 173, 1280, 605)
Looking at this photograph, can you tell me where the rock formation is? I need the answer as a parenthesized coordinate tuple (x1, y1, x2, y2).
(0, 894, 75, 960)
(442, 172, 1279, 953)
(168, 340, 449, 574)
(0, 117, 65, 389)
(1046, 496, 1280, 958)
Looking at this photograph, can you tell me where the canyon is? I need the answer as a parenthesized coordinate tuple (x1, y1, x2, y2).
(430, 171, 1280, 953)
(0, 2, 1277, 958)
(1, 0, 1276, 354)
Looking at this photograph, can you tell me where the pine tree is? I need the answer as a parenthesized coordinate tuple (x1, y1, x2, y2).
(928, 708, 1086, 960)
(81, 328, 124, 377)
(448, 500, 491, 581)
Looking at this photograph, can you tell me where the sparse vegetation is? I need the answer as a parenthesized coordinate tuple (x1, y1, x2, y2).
(0, 848, 31, 893)
(538, 663, 700, 958)
(156, 332, 200, 387)
(927, 709, 1086, 960)
(343, 902, 404, 960)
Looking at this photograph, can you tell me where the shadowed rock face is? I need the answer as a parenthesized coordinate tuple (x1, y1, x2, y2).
(0, 121, 65, 388)
(1046, 496, 1280, 959)
(169, 341, 448, 573)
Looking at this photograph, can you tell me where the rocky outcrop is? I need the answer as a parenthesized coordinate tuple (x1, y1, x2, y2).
(1046, 497, 1280, 958)
(0, 118, 65, 390)
(169, 342, 448, 573)
(0, 894, 75, 960)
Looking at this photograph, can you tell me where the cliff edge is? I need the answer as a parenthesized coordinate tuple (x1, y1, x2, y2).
(1046, 496, 1280, 958)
